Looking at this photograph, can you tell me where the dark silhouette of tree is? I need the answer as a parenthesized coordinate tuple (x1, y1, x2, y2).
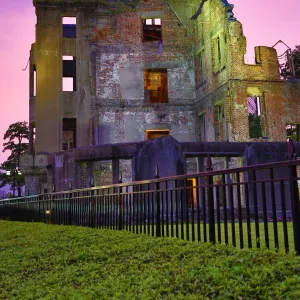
(0, 121, 29, 197)
(281, 45, 300, 80)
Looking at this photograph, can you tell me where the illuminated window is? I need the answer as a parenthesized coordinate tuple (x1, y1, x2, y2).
(62, 17, 76, 38)
(62, 56, 76, 91)
(33, 65, 36, 97)
(146, 129, 169, 140)
(142, 18, 162, 42)
(144, 69, 168, 103)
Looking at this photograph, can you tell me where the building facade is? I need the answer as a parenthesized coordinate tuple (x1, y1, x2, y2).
(21, 0, 300, 194)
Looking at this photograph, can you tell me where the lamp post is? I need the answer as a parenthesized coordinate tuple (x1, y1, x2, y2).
(6, 168, 22, 197)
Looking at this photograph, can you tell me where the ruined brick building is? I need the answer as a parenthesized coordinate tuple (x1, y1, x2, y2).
(21, 0, 300, 194)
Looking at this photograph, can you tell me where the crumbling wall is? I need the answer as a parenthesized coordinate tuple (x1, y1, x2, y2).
(87, 0, 196, 144)
(193, 0, 300, 143)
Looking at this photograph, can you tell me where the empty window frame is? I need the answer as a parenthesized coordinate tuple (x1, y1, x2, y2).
(213, 31, 227, 72)
(62, 17, 76, 38)
(62, 118, 76, 151)
(247, 96, 262, 138)
(286, 124, 300, 142)
(198, 113, 206, 142)
(142, 18, 162, 42)
(214, 104, 224, 141)
(31, 65, 37, 97)
(144, 69, 168, 103)
(62, 56, 76, 91)
(145, 129, 170, 140)
(195, 50, 206, 86)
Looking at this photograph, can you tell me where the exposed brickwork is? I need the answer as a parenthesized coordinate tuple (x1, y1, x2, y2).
(21, 0, 300, 194)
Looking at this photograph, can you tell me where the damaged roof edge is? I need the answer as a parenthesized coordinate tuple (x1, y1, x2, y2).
(191, 0, 234, 21)
(33, 0, 139, 8)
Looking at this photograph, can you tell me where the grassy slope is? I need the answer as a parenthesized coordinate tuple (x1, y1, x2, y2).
(0, 221, 300, 299)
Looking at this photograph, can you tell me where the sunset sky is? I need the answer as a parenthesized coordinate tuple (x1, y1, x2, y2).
(0, 0, 299, 164)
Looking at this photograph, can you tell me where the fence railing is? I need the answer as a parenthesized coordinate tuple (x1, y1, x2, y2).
(1, 160, 300, 254)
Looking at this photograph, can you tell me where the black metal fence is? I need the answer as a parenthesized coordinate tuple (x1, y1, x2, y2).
(1, 160, 300, 254)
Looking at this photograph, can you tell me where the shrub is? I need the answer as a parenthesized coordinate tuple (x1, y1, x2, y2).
(0, 221, 300, 299)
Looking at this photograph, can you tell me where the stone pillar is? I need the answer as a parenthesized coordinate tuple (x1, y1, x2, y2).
(112, 159, 120, 184)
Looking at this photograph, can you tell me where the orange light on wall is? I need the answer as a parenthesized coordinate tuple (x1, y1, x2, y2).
(145, 129, 170, 140)
(187, 178, 197, 208)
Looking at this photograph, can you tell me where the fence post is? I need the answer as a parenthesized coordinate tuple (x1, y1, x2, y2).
(289, 165, 300, 255)
(50, 184, 55, 224)
(155, 165, 161, 237)
(68, 182, 73, 226)
(90, 179, 95, 228)
(207, 174, 215, 244)
(118, 174, 123, 230)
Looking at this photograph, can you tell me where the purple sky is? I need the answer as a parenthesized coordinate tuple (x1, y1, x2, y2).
(0, 0, 299, 164)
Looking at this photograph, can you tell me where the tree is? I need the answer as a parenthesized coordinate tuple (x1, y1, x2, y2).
(280, 45, 300, 80)
(0, 121, 29, 197)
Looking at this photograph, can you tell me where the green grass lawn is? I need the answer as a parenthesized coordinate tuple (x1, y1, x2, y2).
(1, 221, 300, 299)
(123, 221, 295, 252)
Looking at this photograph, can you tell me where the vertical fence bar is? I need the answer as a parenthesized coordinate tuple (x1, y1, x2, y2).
(166, 181, 169, 238)
(236, 172, 244, 249)
(222, 174, 228, 245)
(289, 165, 300, 255)
(175, 180, 179, 239)
(155, 173, 161, 238)
(191, 180, 195, 242)
(202, 185, 207, 243)
(196, 177, 201, 242)
(270, 168, 279, 250)
(170, 182, 174, 238)
(207, 174, 215, 244)
(252, 170, 260, 249)
(261, 181, 269, 249)
(119, 183, 123, 231)
(280, 180, 289, 253)
(185, 179, 189, 241)
(244, 176, 252, 249)
(229, 175, 236, 248)
(147, 184, 150, 235)
(216, 185, 221, 244)
(180, 184, 184, 240)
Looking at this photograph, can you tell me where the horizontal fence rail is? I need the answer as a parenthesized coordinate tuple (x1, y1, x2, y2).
(1, 160, 300, 254)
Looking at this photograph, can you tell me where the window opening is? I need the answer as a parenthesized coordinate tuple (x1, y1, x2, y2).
(286, 124, 300, 142)
(62, 17, 76, 38)
(146, 129, 169, 140)
(62, 118, 76, 151)
(199, 114, 206, 141)
(142, 18, 162, 42)
(62, 56, 76, 91)
(144, 69, 168, 103)
(33, 66, 36, 97)
(217, 37, 221, 64)
(214, 104, 224, 141)
(247, 96, 262, 138)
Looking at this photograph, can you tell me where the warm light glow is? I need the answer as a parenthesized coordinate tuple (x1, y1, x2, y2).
(146, 129, 170, 140)
(6, 171, 11, 176)
(145, 19, 152, 25)
(45, 210, 51, 215)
